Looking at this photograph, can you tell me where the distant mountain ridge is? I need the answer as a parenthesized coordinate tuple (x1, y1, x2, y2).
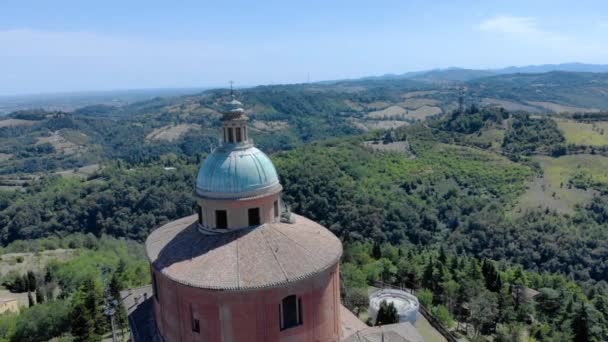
(363, 63, 608, 83)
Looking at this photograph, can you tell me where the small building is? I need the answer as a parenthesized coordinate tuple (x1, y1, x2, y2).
(369, 289, 419, 325)
(0, 298, 18, 314)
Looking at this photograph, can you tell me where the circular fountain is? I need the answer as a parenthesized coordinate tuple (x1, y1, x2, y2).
(368, 289, 419, 325)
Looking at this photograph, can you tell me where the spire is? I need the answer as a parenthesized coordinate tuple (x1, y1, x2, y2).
(220, 82, 249, 145)
(221, 81, 246, 121)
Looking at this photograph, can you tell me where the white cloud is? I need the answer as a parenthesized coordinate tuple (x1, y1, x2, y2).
(478, 15, 564, 43)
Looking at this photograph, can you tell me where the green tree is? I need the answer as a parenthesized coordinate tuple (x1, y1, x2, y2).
(417, 288, 433, 308)
(432, 305, 453, 328)
(375, 300, 399, 326)
(571, 302, 591, 342)
(372, 242, 382, 260)
(10, 300, 70, 342)
(535, 288, 561, 321)
(481, 259, 502, 292)
(26, 271, 37, 292)
(442, 279, 459, 314)
(422, 258, 434, 290)
(469, 290, 498, 336)
(27, 292, 34, 307)
(35, 287, 44, 304)
(109, 271, 128, 338)
(70, 277, 104, 342)
(344, 287, 369, 315)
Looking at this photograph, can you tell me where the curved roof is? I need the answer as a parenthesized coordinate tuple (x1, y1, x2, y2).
(145, 214, 342, 291)
(195, 146, 281, 199)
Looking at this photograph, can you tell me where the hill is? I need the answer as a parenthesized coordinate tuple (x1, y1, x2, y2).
(3, 70, 608, 177)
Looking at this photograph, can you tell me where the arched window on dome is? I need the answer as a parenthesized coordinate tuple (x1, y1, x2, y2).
(215, 210, 227, 229)
(227, 128, 234, 143)
(236, 127, 242, 142)
(279, 295, 302, 330)
(248, 208, 260, 226)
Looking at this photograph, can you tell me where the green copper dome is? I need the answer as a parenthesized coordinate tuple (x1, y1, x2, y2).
(195, 145, 282, 199)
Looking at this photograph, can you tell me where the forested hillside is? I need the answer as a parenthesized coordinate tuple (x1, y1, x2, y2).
(3, 71, 608, 177)
(2, 72, 608, 340)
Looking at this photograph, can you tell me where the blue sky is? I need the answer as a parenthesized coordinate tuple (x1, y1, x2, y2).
(1, 0, 607, 95)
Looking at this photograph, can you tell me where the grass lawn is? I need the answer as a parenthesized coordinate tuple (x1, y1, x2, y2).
(515, 154, 608, 214)
(555, 119, 608, 146)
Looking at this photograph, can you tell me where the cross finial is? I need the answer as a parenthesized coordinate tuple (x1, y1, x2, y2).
(229, 81, 234, 99)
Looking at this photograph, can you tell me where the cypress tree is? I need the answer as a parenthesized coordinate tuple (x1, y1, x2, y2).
(438, 246, 447, 265)
(27, 270, 37, 292)
(35, 287, 45, 304)
(372, 243, 382, 260)
(571, 302, 590, 342)
(71, 277, 104, 341)
(27, 291, 34, 307)
(109, 272, 128, 337)
(422, 258, 434, 290)
(481, 259, 502, 292)
(375, 300, 399, 326)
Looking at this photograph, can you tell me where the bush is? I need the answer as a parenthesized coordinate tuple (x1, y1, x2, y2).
(344, 287, 369, 314)
(417, 288, 433, 308)
(431, 305, 454, 328)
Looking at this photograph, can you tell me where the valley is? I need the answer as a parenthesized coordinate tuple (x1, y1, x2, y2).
(1, 70, 608, 340)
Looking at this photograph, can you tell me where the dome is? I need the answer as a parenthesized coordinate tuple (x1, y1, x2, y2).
(195, 145, 282, 199)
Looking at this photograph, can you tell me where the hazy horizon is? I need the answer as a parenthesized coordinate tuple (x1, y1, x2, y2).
(2, 0, 608, 95)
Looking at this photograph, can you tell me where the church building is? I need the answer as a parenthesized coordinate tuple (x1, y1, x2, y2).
(122, 95, 422, 342)
(144, 96, 343, 341)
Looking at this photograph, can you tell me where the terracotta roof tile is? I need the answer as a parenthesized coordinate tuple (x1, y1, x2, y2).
(146, 214, 342, 290)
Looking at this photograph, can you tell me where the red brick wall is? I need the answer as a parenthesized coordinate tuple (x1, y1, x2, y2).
(153, 263, 341, 342)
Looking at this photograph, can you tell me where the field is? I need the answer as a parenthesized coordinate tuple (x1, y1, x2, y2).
(362, 140, 415, 157)
(367, 105, 442, 121)
(0, 249, 75, 307)
(250, 120, 290, 132)
(527, 101, 600, 114)
(349, 119, 409, 131)
(36, 131, 85, 155)
(55, 163, 101, 179)
(480, 98, 541, 113)
(0, 119, 38, 128)
(555, 119, 608, 146)
(463, 128, 506, 152)
(367, 105, 407, 119)
(145, 123, 201, 142)
(398, 98, 440, 109)
(515, 154, 608, 214)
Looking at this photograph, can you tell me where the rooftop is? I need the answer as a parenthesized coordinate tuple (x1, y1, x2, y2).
(342, 322, 423, 342)
(146, 214, 342, 291)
